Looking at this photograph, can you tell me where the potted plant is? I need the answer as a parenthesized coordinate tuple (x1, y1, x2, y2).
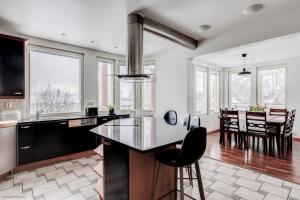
(249, 104, 266, 112)
(108, 104, 115, 115)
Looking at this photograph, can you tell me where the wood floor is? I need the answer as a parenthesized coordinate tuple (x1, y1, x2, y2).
(206, 132, 300, 184)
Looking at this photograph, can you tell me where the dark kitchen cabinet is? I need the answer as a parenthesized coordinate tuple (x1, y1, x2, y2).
(33, 120, 69, 162)
(0, 34, 26, 99)
(17, 124, 34, 165)
(17, 114, 130, 165)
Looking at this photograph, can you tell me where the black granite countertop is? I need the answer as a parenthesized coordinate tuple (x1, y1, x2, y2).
(18, 113, 130, 124)
(90, 117, 188, 152)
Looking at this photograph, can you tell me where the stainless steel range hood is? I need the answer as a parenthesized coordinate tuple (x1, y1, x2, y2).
(118, 13, 199, 81)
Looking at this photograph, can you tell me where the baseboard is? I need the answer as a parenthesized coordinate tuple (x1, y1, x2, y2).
(13, 150, 96, 174)
(208, 129, 220, 134)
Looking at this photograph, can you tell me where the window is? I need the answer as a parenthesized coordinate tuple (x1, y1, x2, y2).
(257, 67, 285, 108)
(30, 47, 82, 114)
(195, 67, 208, 114)
(143, 64, 156, 111)
(209, 71, 220, 112)
(98, 59, 114, 111)
(229, 73, 251, 110)
(119, 65, 135, 110)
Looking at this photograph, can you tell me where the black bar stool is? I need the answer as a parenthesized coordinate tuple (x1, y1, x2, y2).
(152, 127, 207, 200)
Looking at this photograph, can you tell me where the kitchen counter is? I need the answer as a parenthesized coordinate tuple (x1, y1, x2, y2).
(0, 120, 17, 128)
(90, 117, 187, 152)
(18, 113, 130, 124)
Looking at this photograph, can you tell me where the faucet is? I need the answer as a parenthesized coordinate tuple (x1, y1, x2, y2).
(35, 110, 44, 120)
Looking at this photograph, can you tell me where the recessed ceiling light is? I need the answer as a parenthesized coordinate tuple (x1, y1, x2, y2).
(61, 33, 66, 36)
(114, 46, 118, 49)
(243, 4, 264, 15)
(90, 40, 95, 43)
(197, 25, 211, 32)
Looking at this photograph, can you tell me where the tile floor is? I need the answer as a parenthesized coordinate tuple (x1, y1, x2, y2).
(0, 155, 300, 200)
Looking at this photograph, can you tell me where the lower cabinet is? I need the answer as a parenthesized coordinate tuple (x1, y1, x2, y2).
(17, 115, 129, 165)
(17, 121, 98, 165)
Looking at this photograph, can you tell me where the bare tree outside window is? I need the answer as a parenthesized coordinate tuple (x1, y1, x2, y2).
(230, 73, 251, 110)
(31, 82, 75, 114)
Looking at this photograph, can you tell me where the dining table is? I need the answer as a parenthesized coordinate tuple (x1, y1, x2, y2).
(219, 114, 286, 155)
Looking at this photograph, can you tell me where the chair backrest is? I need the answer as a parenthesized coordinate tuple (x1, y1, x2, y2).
(180, 127, 207, 166)
(246, 111, 267, 135)
(182, 114, 191, 130)
(220, 109, 240, 133)
(164, 110, 177, 125)
(189, 116, 201, 130)
(284, 110, 296, 135)
(270, 108, 287, 116)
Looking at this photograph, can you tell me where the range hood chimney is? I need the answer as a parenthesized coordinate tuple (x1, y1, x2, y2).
(118, 13, 199, 81)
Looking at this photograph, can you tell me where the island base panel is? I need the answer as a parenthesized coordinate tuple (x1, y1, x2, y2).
(129, 147, 177, 200)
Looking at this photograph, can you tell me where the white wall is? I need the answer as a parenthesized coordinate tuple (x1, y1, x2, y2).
(155, 48, 189, 121)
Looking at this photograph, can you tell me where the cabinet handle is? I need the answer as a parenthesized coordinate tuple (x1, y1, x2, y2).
(13, 92, 22, 95)
(21, 145, 31, 150)
(60, 122, 67, 125)
(102, 118, 108, 121)
(21, 126, 30, 129)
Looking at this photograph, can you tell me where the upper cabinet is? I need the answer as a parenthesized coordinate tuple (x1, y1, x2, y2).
(0, 34, 26, 99)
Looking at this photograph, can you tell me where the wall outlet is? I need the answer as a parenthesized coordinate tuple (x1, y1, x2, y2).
(5, 102, 12, 109)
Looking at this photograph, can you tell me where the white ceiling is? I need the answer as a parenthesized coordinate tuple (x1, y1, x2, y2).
(0, 0, 300, 56)
(196, 32, 300, 68)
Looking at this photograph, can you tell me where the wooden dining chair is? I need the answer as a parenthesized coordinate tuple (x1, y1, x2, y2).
(220, 110, 241, 147)
(245, 111, 270, 154)
(270, 108, 288, 116)
(268, 108, 288, 154)
(282, 110, 296, 153)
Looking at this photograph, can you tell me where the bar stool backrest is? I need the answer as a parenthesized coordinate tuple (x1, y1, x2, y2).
(164, 110, 177, 125)
(189, 116, 201, 130)
(180, 127, 207, 166)
(183, 114, 191, 130)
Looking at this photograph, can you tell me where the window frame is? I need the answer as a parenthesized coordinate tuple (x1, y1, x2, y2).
(194, 66, 208, 115)
(209, 70, 221, 113)
(228, 70, 252, 110)
(97, 57, 116, 112)
(28, 45, 84, 116)
(256, 65, 286, 108)
(142, 61, 156, 112)
(117, 61, 136, 111)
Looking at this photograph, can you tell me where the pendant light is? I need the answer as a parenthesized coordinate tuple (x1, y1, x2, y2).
(238, 53, 251, 76)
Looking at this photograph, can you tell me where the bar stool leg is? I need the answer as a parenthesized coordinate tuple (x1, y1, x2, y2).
(195, 161, 205, 200)
(179, 167, 184, 200)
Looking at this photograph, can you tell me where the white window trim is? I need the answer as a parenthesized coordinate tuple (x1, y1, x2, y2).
(209, 69, 221, 113)
(142, 61, 156, 113)
(256, 64, 287, 107)
(226, 64, 287, 110)
(97, 57, 115, 112)
(28, 45, 84, 117)
(192, 64, 222, 115)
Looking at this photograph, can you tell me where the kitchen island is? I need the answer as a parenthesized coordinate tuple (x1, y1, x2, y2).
(90, 117, 188, 200)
